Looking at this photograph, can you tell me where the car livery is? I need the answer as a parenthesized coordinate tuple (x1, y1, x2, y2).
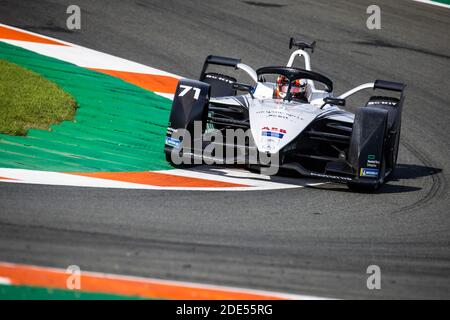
(164, 37, 406, 191)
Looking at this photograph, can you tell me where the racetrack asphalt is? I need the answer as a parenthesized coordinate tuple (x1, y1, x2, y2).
(0, 0, 449, 299)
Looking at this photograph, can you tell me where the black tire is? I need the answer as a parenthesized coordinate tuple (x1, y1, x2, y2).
(165, 146, 180, 167)
(366, 96, 402, 174)
(165, 146, 198, 168)
(246, 164, 261, 174)
(389, 121, 401, 176)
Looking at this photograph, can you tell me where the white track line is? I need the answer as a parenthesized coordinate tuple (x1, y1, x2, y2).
(0, 168, 323, 191)
(413, 0, 450, 9)
(0, 277, 11, 285)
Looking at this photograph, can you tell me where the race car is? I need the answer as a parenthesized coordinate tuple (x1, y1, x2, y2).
(164, 38, 406, 191)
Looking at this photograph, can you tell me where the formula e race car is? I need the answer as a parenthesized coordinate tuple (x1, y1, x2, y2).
(164, 38, 406, 191)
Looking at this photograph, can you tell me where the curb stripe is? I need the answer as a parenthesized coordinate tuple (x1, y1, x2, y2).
(0, 26, 67, 46)
(90, 68, 178, 94)
(0, 262, 329, 300)
(0, 176, 16, 181)
(413, 0, 450, 9)
(70, 171, 248, 188)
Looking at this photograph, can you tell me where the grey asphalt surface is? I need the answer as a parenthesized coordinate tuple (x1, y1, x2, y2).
(0, 0, 449, 299)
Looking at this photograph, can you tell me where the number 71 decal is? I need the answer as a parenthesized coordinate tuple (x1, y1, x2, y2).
(178, 85, 201, 100)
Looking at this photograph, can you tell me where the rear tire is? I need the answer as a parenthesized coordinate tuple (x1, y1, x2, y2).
(246, 164, 261, 174)
(165, 146, 198, 168)
(366, 96, 402, 175)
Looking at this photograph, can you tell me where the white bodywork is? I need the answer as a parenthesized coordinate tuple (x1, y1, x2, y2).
(249, 99, 323, 153)
(210, 49, 376, 154)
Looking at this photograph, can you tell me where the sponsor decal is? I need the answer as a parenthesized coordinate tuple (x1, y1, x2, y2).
(367, 159, 380, 168)
(261, 127, 287, 139)
(310, 172, 352, 181)
(165, 136, 181, 148)
(366, 155, 380, 168)
(205, 74, 234, 84)
(360, 168, 379, 177)
(256, 110, 302, 121)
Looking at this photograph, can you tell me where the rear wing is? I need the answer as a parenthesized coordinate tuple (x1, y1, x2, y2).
(374, 80, 405, 94)
(338, 80, 406, 100)
(199, 55, 257, 83)
(200, 55, 241, 81)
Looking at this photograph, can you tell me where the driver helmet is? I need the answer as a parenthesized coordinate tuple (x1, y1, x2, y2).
(275, 75, 307, 100)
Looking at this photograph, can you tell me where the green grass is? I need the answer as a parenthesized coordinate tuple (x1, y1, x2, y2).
(0, 59, 77, 136)
(0, 42, 173, 171)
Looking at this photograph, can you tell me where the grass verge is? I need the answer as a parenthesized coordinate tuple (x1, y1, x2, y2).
(0, 59, 77, 135)
(0, 42, 172, 172)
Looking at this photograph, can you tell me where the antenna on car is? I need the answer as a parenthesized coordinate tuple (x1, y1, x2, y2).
(289, 37, 316, 53)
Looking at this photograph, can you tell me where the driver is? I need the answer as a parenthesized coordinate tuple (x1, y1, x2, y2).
(275, 75, 307, 102)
